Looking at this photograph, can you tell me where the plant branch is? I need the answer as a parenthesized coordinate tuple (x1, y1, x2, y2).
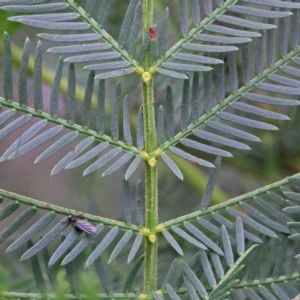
(168, 272, 300, 296)
(0, 189, 140, 232)
(234, 273, 300, 289)
(160, 172, 300, 229)
(154, 0, 238, 70)
(64, 0, 140, 70)
(160, 46, 300, 152)
(0, 292, 139, 299)
(0, 97, 141, 156)
(0, 41, 97, 106)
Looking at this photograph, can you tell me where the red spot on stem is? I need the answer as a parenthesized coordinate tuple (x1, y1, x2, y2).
(149, 27, 156, 41)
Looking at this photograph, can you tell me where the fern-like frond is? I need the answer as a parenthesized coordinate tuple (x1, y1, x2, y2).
(152, 0, 300, 78)
(160, 165, 300, 259)
(159, 216, 258, 299)
(0, 176, 147, 275)
(3, 1, 300, 181)
(0, 180, 148, 297)
(157, 26, 300, 177)
(0, 0, 142, 79)
(2, 1, 300, 299)
(0, 33, 144, 178)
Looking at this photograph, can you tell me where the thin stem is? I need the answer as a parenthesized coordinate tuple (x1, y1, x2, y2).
(160, 272, 300, 296)
(0, 97, 140, 156)
(0, 292, 139, 299)
(0, 189, 139, 232)
(161, 171, 300, 229)
(144, 164, 158, 293)
(142, 0, 158, 295)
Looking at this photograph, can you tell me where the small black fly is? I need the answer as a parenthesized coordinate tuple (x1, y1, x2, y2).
(68, 216, 97, 235)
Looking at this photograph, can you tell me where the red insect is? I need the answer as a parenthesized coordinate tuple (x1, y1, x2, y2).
(149, 27, 156, 41)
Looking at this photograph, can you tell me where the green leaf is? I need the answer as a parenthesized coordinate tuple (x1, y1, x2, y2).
(0, 109, 15, 126)
(96, 0, 111, 25)
(127, 2, 142, 56)
(38, 33, 100, 42)
(161, 153, 183, 180)
(218, 112, 278, 130)
(217, 15, 276, 30)
(9, 126, 64, 159)
(243, 0, 300, 9)
(66, 143, 109, 170)
(181, 138, 233, 157)
(21, 218, 69, 260)
(19, 38, 31, 106)
(199, 249, 217, 287)
(3, 32, 13, 101)
(163, 62, 212, 72)
(206, 24, 261, 37)
(229, 5, 292, 18)
(35, 132, 79, 164)
(161, 258, 178, 289)
(169, 147, 214, 168)
(94, 68, 135, 80)
(123, 254, 144, 292)
(194, 34, 251, 44)
(158, 7, 169, 56)
(206, 120, 261, 142)
(162, 230, 183, 256)
(108, 231, 133, 263)
(48, 230, 82, 266)
(11, 19, 89, 30)
(61, 225, 103, 266)
(86, 227, 119, 267)
(165, 85, 174, 139)
(156, 68, 188, 79)
(49, 57, 63, 117)
(33, 41, 43, 110)
(200, 156, 221, 208)
(118, 0, 138, 47)
(111, 82, 121, 139)
(94, 254, 113, 294)
(128, 233, 143, 263)
(172, 227, 207, 250)
(85, 61, 130, 71)
(235, 217, 245, 255)
(0, 208, 37, 243)
(0, 202, 19, 221)
(178, 0, 188, 35)
(48, 43, 110, 54)
(51, 137, 95, 176)
(165, 284, 181, 300)
(227, 208, 278, 238)
(1, 3, 67, 12)
(174, 53, 223, 64)
(125, 156, 142, 180)
(6, 213, 55, 252)
(184, 222, 223, 255)
(102, 153, 134, 177)
(82, 71, 95, 128)
(28, 240, 47, 294)
(183, 263, 208, 297)
(83, 148, 123, 176)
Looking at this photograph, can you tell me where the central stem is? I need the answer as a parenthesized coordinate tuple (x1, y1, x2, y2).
(142, 0, 158, 295)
